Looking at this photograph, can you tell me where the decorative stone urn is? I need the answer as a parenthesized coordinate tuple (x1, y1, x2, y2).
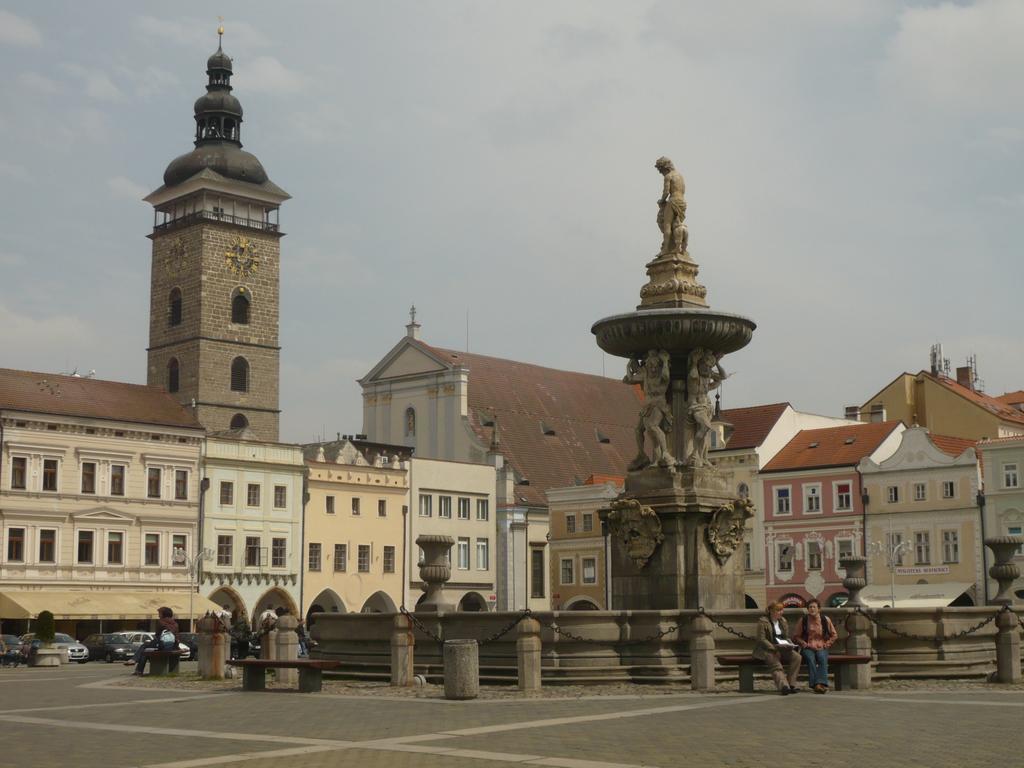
(985, 537, 1023, 605)
(840, 556, 868, 607)
(416, 534, 455, 613)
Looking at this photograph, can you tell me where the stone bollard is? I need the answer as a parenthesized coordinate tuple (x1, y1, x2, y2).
(443, 639, 479, 700)
(994, 608, 1022, 684)
(688, 613, 716, 691)
(391, 614, 416, 687)
(197, 613, 225, 680)
(275, 615, 299, 686)
(516, 617, 542, 692)
(843, 610, 873, 689)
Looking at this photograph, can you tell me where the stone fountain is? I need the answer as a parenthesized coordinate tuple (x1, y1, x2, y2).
(593, 157, 756, 610)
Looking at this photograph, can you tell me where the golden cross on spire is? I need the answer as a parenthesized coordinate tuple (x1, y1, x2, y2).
(217, 16, 225, 46)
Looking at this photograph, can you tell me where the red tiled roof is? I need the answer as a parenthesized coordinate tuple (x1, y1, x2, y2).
(928, 373, 1024, 427)
(716, 402, 790, 451)
(996, 390, 1024, 406)
(0, 368, 203, 430)
(584, 474, 624, 487)
(425, 345, 641, 507)
(929, 434, 977, 459)
(762, 421, 902, 473)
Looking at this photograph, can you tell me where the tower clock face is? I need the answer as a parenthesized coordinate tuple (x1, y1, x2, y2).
(225, 235, 259, 277)
(165, 237, 186, 276)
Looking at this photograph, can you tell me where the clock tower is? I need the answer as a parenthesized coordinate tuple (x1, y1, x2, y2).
(145, 31, 289, 441)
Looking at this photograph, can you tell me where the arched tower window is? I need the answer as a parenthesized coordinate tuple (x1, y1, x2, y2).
(230, 413, 249, 430)
(230, 357, 249, 392)
(167, 358, 180, 393)
(169, 288, 182, 327)
(231, 291, 250, 324)
(405, 407, 416, 437)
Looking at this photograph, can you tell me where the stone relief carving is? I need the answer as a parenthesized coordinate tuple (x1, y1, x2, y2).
(685, 347, 728, 467)
(705, 497, 754, 565)
(623, 349, 675, 470)
(608, 498, 664, 569)
(655, 156, 688, 256)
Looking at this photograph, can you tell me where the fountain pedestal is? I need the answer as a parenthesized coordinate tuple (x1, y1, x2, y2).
(594, 158, 757, 611)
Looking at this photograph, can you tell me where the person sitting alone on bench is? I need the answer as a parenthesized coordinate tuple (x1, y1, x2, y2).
(129, 607, 179, 676)
(793, 598, 837, 694)
(752, 602, 801, 695)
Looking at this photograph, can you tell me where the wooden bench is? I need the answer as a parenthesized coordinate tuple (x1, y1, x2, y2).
(227, 659, 342, 693)
(143, 649, 186, 676)
(719, 654, 871, 692)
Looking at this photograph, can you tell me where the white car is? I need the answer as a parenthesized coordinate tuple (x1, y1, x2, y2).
(120, 631, 191, 658)
(19, 633, 89, 663)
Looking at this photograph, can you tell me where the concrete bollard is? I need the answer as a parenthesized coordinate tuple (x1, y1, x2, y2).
(197, 613, 225, 680)
(689, 613, 716, 691)
(391, 614, 416, 687)
(843, 611, 873, 689)
(443, 639, 479, 700)
(994, 608, 1022, 684)
(261, 628, 278, 661)
(275, 615, 299, 686)
(516, 617, 542, 691)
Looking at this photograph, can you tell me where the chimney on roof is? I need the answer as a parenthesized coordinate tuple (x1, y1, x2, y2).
(406, 304, 421, 340)
(844, 405, 861, 421)
(869, 403, 886, 423)
(956, 366, 973, 391)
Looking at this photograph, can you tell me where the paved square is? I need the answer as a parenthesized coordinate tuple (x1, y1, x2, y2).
(1, 664, 1022, 768)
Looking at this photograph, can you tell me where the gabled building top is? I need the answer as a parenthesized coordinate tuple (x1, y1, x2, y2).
(762, 421, 903, 474)
(714, 402, 790, 451)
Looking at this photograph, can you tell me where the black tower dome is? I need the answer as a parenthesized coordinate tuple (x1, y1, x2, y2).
(163, 31, 269, 187)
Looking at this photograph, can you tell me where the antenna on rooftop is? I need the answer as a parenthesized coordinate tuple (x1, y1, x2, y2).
(966, 354, 984, 392)
(929, 343, 950, 377)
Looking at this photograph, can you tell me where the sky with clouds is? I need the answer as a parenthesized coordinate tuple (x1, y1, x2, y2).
(0, 1, 1021, 443)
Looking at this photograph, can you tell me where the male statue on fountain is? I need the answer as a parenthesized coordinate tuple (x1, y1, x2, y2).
(624, 349, 675, 471)
(655, 156, 688, 256)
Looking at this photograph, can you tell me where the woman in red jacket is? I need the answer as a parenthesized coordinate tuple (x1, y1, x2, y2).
(793, 599, 837, 693)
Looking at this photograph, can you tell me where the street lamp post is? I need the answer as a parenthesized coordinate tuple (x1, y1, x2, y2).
(867, 538, 913, 607)
(173, 547, 213, 631)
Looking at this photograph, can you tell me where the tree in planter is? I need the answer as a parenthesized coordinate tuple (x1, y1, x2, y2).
(36, 611, 56, 645)
(31, 610, 62, 667)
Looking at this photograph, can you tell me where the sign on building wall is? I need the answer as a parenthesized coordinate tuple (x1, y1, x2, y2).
(894, 566, 951, 576)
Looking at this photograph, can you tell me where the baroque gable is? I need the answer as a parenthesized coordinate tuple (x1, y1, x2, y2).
(360, 338, 453, 385)
(860, 427, 975, 474)
(72, 507, 137, 523)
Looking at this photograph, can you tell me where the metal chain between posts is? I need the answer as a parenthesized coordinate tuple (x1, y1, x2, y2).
(478, 608, 533, 645)
(399, 606, 444, 646)
(697, 607, 758, 643)
(854, 604, 1009, 644)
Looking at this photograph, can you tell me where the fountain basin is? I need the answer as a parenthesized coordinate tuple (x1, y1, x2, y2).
(591, 308, 756, 359)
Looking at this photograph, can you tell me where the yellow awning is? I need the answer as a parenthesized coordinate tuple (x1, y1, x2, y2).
(0, 590, 221, 620)
(859, 582, 975, 608)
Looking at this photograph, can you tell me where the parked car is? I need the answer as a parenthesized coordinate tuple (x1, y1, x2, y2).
(82, 633, 135, 663)
(120, 631, 191, 657)
(176, 632, 198, 661)
(1, 634, 24, 666)
(19, 633, 89, 663)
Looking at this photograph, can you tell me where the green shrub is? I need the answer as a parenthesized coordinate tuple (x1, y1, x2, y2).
(36, 610, 56, 644)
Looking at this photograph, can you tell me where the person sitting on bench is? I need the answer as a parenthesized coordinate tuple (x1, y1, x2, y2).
(752, 602, 801, 695)
(130, 607, 179, 676)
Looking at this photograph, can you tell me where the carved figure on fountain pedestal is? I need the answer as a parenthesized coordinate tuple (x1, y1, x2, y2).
(607, 498, 664, 569)
(686, 347, 728, 468)
(623, 349, 675, 470)
(706, 497, 755, 566)
(655, 156, 688, 256)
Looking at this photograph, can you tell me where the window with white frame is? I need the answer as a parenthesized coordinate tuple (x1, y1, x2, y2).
(325, 495, 335, 514)
(419, 494, 432, 517)
(566, 514, 576, 534)
(42, 458, 59, 492)
(38, 529, 56, 563)
(914, 532, 930, 565)
(942, 530, 959, 563)
(1003, 464, 1019, 489)
(383, 545, 395, 573)
(175, 470, 188, 500)
(6, 527, 25, 562)
(775, 487, 791, 515)
(887, 532, 905, 566)
(220, 481, 233, 505)
(308, 542, 321, 571)
(777, 543, 793, 572)
(147, 467, 162, 499)
(806, 541, 823, 570)
(476, 499, 489, 521)
(583, 513, 594, 532)
(217, 535, 232, 566)
(887, 485, 900, 503)
(10, 456, 27, 490)
(274, 485, 287, 508)
(743, 542, 752, 571)
(913, 482, 926, 502)
(1008, 526, 1023, 555)
(245, 536, 260, 567)
(457, 497, 470, 519)
(837, 538, 854, 562)
(144, 533, 160, 566)
(81, 462, 97, 494)
(439, 496, 452, 519)
(358, 544, 371, 573)
(110, 465, 126, 496)
(77, 530, 94, 564)
(835, 482, 853, 511)
(476, 538, 489, 570)
(942, 480, 955, 499)
(351, 497, 361, 516)
(334, 544, 347, 572)
(582, 557, 597, 584)
(560, 558, 574, 584)
(271, 538, 286, 567)
(247, 484, 260, 507)
(172, 534, 187, 564)
(378, 499, 387, 517)
(105, 532, 123, 565)
(457, 538, 470, 569)
(804, 485, 821, 514)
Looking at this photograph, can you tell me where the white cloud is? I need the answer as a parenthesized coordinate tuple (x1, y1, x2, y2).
(116, 65, 180, 99)
(17, 72, 61, 94)
(0, 252, 26, 267)
(232, 55, 304, 93)
(63, 63, 126, 102)
(0, 303, 97, 369)
(881, 0, 1024, 113)
(107, 176, 149, 201)
(0, 11, 41, 46)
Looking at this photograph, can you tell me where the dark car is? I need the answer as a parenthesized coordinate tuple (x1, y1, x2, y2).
(1, 634, 24, 666)
(83, 633, 135, 663)
(177, 632, 198, 661)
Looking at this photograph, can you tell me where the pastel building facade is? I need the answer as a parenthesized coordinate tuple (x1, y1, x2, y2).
(978, 436, 1024, 605)
(200, 433, 305, 625)
(761, 421, 905, 607)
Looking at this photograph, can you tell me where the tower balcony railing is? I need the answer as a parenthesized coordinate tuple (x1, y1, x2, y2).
(153, 209, 281, 234)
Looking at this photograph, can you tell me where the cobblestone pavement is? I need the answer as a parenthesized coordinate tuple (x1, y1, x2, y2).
(1, 662, 1022, 768)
